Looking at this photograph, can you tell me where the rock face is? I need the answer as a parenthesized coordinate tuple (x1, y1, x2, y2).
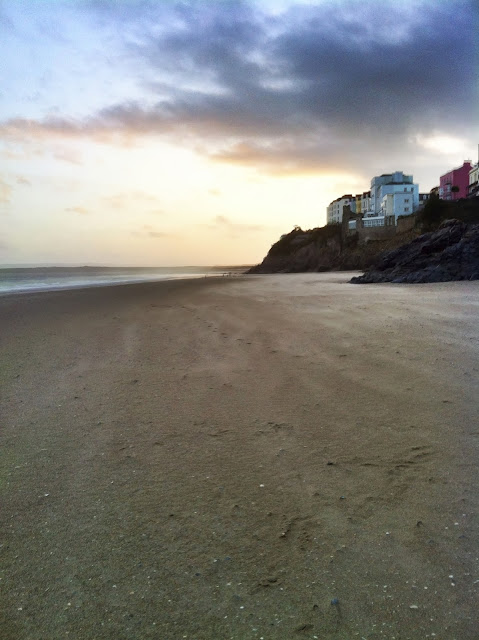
(247, 224, 422, 274)
(248, 226, 344, 273)
(351, 220, 479, 284)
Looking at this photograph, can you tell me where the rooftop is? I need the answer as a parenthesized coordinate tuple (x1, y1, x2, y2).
(440, 160, 472, 176)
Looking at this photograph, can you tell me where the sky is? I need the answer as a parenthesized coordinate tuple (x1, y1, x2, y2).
(0, 0, 478, 266)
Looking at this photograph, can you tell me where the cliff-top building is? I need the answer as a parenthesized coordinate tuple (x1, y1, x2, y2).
(326, 194, 353, 224)
(439, 161, 471, 200)
(469, 163, 479, 198)
(369, 171, 419, 217)
(327, 171, 419, 228)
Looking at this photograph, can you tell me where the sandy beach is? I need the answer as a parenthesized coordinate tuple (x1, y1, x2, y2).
(1, 273, 478, 640)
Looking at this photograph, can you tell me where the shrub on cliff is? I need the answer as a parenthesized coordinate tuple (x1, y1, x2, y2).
(418, 193, 449, 230)
(418, 195, 479, 230)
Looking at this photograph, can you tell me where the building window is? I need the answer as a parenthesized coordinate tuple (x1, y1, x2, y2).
(404, 207, 409, 212)
(405, 199, 409, 203)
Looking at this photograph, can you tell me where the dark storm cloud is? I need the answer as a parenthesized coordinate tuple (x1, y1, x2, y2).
(1, 0, 477, 176)
(271, 1, 477, 129)
(118, 0, 477, 131)
(139, 0, 474, 173)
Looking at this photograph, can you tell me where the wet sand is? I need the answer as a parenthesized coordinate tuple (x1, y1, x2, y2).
(1, 273, 478, 639)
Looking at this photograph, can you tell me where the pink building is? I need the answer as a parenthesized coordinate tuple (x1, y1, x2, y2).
(439, 161, 472, 200)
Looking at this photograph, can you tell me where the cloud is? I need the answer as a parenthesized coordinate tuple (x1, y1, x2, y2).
(0, 5, 15, 31)
(102, 194, 127, 209)
(204, 215, 266, 237)
(102, 191, 162, 209)
(16, 176, 31, 185)
(0, 179, 12, 204)
(0, 0, 477, 180)
(130, 224, 171, 239)
(414, 133, 471, 156)
(53, 148, 83, 165)
(211, 138, 346, 175)
(215, 214, 263, 230)
(65, 206, 88, 214)
(147, 230, 168, 238)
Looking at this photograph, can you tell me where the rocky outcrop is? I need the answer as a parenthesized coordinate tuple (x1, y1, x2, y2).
(247, 224, 421, 274)
(248, 226, 344, 273)
(248, 199, 479, 280)
(350, 220, 479, 284)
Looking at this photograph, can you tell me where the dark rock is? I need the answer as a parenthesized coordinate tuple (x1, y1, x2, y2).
(295, 623, 314, 632)
(351, 220, 479, 284)
(247, 226, 343, 274)
(247, 200, 479, 276)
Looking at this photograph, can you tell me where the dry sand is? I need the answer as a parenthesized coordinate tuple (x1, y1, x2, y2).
(1, 273, 478, 640)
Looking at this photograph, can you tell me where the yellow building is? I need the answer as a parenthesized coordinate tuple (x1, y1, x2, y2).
(355, 194, 362, 214)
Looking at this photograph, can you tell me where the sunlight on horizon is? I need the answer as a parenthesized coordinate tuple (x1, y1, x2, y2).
(4, 135, 363, 266)
(1, 0, 477, 266)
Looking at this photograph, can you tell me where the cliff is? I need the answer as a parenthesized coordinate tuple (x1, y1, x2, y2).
(248, 225, 343, 273)
(350, 219, 479, 284)
(247, 224, 420, 274)
(248, 198, 479, 279)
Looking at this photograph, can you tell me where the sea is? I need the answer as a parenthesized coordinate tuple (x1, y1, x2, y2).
(0, 265, 248, 295)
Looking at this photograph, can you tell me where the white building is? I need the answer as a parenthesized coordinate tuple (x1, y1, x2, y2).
(363, 216, 386, 227)
(381, 192, 415, 218)
(327, 194, 353, 224)
(363, 171, 419, 225)
(469, 163, 479, 197)
(361, 191, 371, 215)
(329, 171, 421, 230)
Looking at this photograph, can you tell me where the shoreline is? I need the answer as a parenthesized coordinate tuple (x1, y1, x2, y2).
(2, 273, 478, 639)
(0, 270, 248, 298)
